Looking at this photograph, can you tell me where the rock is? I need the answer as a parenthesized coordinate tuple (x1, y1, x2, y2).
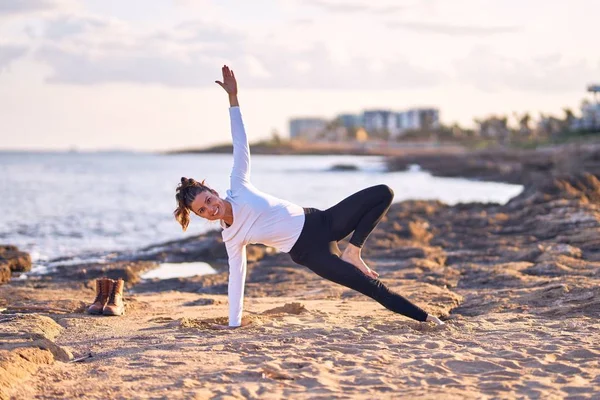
(48, 261, 159, 286)
(0, 314, 73, 357)
(0, 314, 64, 341)
(0, 263, 10, 285)
(0, 283, 90, 314)
(408, 220, 433, 244)
(330, 164, 358, 171)
(510, 246, 544, 263)
(118, 231, 228, 263)
(386, 144, 600, 185)
(0, 347, 54, 400)
(522, 262, 576, 277)
(262, 302, 307, 315)
(536, 244, 583, 261)
(1, 338, 72, 363)
(0, 313, 74, 398)
(0, 245, 32, 273)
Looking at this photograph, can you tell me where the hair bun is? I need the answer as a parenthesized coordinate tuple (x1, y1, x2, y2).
(179, 176, 202, 188)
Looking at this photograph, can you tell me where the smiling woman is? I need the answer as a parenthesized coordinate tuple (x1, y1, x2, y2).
(174, 177, 233, 229)
(172, 65, 445, 330)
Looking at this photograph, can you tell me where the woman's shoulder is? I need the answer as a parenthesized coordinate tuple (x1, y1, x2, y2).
(229, 181, 258, 196)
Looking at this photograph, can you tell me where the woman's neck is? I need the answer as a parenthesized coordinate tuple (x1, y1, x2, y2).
(222, 200, 234, 226)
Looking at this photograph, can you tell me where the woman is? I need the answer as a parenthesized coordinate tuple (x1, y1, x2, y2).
(174, 65, 444, 328)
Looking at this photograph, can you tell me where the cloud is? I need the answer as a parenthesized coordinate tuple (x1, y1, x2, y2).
(291, 18, 313, 26)
(238, 44, 443, 90)
(0, 0, 72, 17)
(0, 45, 28, 71)
(173, 20, 244, 44)
(36, 43, 220, 86)
(42, 15, 109, 40)
(388, 21, 520, 36)
(455, 48, 600, 92)
(34, 40, 443, 89)
(32, 14, 443, 90)
(0, 0, 54, 15)
(304, 0, 405, 14)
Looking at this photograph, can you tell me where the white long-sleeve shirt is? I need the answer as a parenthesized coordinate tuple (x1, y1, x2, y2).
(221, 107, 305, 327)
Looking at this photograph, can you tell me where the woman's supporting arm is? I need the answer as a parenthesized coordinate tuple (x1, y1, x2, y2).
(225, 242, 247, 327)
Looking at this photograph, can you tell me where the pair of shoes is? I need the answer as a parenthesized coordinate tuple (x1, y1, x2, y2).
(87, 277, 125, 316)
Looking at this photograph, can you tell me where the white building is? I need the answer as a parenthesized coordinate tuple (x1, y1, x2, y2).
(289, 106, 441, 142)
(572, 84, 600, 131)
(393, 108, 440, 138)
(289, 118, 328, 140)
(580, 101, 600, 130)
(582, 84, 600, 130)
(363, 110, 396, 136)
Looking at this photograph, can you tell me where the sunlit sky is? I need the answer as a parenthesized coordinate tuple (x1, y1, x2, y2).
(0, 0, 598, 151)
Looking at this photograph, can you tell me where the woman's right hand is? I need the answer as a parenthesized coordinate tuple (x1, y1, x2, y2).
(215, 65, 238, 95)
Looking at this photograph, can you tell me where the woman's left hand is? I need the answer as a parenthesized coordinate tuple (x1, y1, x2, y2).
(215, 65, 238, 95)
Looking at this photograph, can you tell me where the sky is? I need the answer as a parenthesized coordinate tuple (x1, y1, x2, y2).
(0, 0, 599, 151)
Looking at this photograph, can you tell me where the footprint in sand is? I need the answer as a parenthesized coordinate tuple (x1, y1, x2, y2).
(562, 348, 600, 360)
(425, 377, 462, 386)
(445, 360, 504, 374)
(261, 302, 307, 315)
(480, 370, 522, 379)
(182, 298, 222, 307)
(177, 315, 258, 331)
(147, 316, 176, 324)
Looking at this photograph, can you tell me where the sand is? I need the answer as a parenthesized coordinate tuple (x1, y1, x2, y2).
(2, 173, 600, 399)
(4, 291, 599, 399)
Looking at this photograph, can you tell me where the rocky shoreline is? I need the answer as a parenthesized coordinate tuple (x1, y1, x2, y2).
(386, 142, 600, 185)
(2, 163, 600, 397)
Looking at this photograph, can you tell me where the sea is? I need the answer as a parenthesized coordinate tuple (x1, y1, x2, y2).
(0, 152, 523, 272)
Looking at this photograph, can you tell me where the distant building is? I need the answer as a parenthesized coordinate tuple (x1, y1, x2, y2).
(336, 114, 364, 130)
(582, 84, 600, 130)
(289, 106, 441, 142)
(571, 84, 600, 131)
(289, 118, 328, 140)
(363, 110, 396, 137)
(580, 101, 600, 130)
(393, 108, 440, 138)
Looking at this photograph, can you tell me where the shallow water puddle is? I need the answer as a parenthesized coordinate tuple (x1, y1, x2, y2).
(140, 262, 217, 280)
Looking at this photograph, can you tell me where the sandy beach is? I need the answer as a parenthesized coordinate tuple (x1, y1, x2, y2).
(2, 172, 600, 399)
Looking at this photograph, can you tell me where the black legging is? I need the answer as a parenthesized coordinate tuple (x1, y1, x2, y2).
(288, 184, 428, 322)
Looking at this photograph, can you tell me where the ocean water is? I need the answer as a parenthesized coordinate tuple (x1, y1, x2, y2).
(0, 152, 522, 270)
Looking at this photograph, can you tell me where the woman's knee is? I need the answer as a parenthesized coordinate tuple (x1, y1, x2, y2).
(375, 184, 394, 203)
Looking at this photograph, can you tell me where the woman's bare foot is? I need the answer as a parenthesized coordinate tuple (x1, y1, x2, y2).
(426, 315, 445, 326)
(341, 244, 379, 279)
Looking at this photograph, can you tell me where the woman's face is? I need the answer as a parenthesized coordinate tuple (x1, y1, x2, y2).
(190, 191, 226, 221)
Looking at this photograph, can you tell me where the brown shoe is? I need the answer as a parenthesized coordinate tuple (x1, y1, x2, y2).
(87, 278, 111, 315)
(103, 278, 125, 316)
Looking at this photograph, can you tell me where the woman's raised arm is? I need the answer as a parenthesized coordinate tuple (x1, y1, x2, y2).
(216, 65, 250, 190)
